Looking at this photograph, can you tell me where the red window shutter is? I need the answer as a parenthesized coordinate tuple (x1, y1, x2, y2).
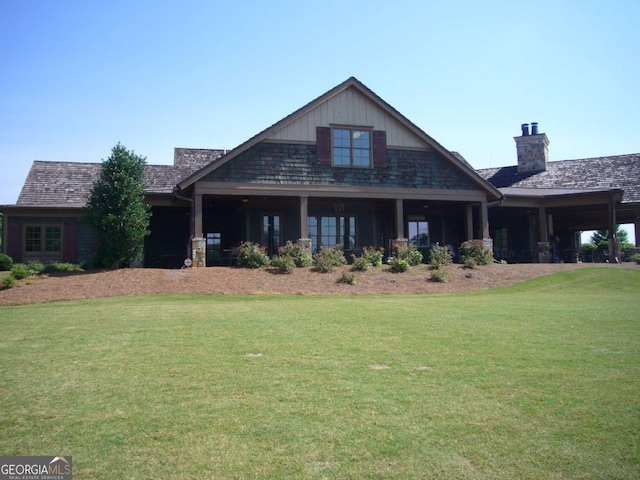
(372, 130, 388, 168)
(316, 126, 331, 165)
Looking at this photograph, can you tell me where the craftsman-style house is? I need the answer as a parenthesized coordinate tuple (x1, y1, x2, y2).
(1, 77, 638, 267)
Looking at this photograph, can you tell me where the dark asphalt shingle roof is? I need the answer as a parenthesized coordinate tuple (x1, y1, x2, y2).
(477, 153, 640, 203)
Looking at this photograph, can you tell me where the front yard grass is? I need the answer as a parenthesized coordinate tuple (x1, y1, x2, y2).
(0, 268, 638, 478)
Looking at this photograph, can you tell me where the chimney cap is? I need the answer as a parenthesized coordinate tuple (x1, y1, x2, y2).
(521, 123, 530, 136)
(531, 122, 539, 135)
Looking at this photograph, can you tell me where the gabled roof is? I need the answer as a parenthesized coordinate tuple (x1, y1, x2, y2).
(178, 77, 501, 199)
(477, 153, 640, 204)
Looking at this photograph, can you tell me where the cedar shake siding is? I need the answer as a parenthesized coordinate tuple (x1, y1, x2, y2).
(202, 142, 480, 191)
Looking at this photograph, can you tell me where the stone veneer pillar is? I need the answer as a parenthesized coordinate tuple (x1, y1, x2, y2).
(192, 237, 206, 268)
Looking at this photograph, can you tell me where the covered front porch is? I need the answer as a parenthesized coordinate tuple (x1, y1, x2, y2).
(488, 187, 636, 263)
(185, 187, 492, 267)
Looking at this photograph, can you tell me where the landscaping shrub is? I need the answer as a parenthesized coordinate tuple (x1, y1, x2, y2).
(392, 243, 423, 266)
(462, 257, 478, 269)
(0, 253, 14, 271)
(313, 245, 347, 273)
(362, 247, 384, 267)
(459, 239, 493, 266)
(351, 247, 383, 271)
(351, 255, 372, 271)
(1, 275, 16, 290)
(430, 267, 449, 283)
(10, 263, 30, 280)
(429, 243, 453, 269)
(41, 262, 83, 274)
(277, 242, 313, 268)
(26, 261, 45, 275)
(337, 271, 356, 285)
(634, 253, 640, 265)
(237, 242, 270, 269)
(270, 255, 296, 274)
(389, 258, 410, 273)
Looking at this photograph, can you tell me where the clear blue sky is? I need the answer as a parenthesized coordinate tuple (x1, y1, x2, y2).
(1, 0, 638, 240)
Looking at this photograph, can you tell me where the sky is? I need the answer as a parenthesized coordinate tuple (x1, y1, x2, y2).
(1, 1, 638, 239)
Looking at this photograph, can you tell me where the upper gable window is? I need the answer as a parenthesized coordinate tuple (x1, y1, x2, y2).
(333, 128, 371, 167)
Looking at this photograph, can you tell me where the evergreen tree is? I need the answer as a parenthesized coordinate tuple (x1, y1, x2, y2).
(83, 144, 152, 268)
(590, 226, 630, 247)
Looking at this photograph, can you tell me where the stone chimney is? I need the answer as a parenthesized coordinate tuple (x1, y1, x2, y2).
(515, 122, 549, 173)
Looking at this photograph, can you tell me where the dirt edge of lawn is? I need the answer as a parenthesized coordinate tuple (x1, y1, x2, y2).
(1, 262, 638, 306)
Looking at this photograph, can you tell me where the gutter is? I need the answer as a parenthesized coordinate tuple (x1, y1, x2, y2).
(487, 195, 505, 208)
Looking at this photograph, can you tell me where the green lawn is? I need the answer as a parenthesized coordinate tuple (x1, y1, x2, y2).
(1, 268, 639, 479)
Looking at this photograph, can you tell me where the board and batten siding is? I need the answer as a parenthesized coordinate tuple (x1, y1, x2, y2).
(267, 86, 428, 149)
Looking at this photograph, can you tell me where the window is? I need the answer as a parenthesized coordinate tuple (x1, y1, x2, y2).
(25, 225, 62, 258)
(308, 216, 356, 252)
(408, 220, 429, 247)
(494, 227, 508, 259)
(262, 215, 281, 256)
(333, 128, 371, 167)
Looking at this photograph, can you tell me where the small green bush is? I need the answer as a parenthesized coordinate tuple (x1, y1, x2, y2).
(351, 255, 372, 271)
(389, 258, 410, 273)
(26, 261, 45, 275)
(1, 275, 16, 290)
(313, 245, 347, 273)
(237, 242, 270, 269)
(459, 240, 493, 266)
(0, 253, 14, 271)
(393, 243, 423, 266)
(350, 247, 384, 272)
(41, 262, 83, 273)
(429, 243, 453, 269)
(10, 263, 30, 280)
(463, 257, 478, 269)
(362, 247, 384, 267)
(337, 271, 356, 285)
(634, 253, 640, 265)
(277, 242, 313, 268)
(270, 255, 296, 274)
(429, 267, 449, 283)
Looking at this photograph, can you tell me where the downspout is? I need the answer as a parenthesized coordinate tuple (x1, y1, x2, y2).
(172, 186, 195, 258)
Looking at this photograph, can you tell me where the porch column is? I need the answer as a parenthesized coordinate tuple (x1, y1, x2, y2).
(538, 207, 548, 242)
(537, 207, 550, 263)
(608, 194, 619, 262)
(194, 194, 203, 237)
(298, 196, 312, 252)
(395, 199, 405, 240)
(191, 194, 206, 267)
(299, 196, 309, 238)
(635, 209, 640, 248)
(480, 201, 490, 239)
(466, 204, 474, 240)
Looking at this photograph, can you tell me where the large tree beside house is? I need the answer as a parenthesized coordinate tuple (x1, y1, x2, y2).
(83, 144, 152, 268)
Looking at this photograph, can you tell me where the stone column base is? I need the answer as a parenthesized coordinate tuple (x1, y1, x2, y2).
(192, 237, 206, 267)
(297, 238, 312, 253)
(537, 241, 550, 263)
